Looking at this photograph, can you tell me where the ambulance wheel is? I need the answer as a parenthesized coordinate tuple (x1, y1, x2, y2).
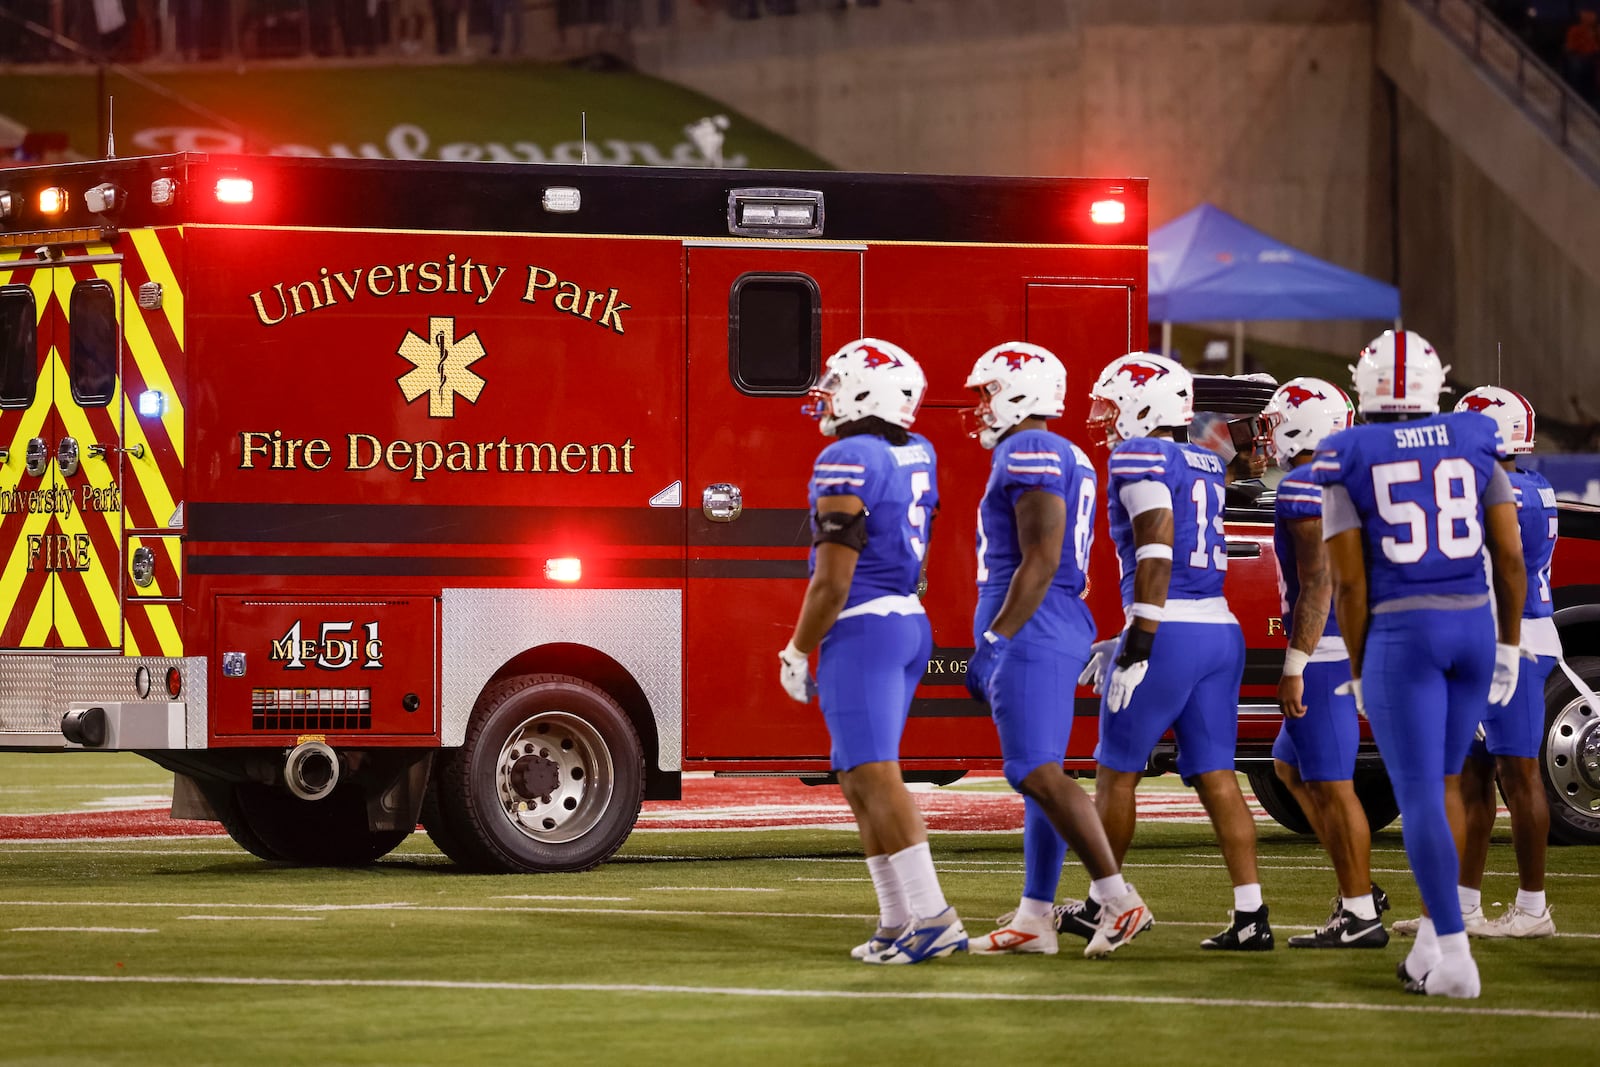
(1543, 656, 1600, 846)
(232, 783, 413, 866)
(1245, 767, 1313, 835)
(435, 673, 644, 873)
(420, 767, 481, 866)
(1352, 766, 1400, 832)
(199, 781, 285, 862)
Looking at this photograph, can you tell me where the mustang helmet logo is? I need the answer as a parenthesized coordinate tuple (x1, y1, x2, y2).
(996, 347, 1043, 371)
(859, 344, 903, 369)
(1280, 384, 1327, 409)
(1461, 395, 1506, 413)
(1116, 361, 1169, 387)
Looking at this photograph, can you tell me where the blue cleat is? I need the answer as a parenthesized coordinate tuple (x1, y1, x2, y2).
(862, 907, 968, 964)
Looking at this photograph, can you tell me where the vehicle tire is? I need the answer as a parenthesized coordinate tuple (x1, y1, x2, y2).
(231, 782, 413, 866)
(1543, 656, 1600, 846)
(1245, 767, 1313, 835)
(420, 767, 481, 866)
(198, 780, 285, 862)
(432, 674, 645, 873)
(1352, 765, 1400, 833)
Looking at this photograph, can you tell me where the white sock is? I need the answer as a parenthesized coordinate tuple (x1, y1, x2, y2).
(1457, 886, 1481, 912)
(866, 854, 909, 928)
(1515, 888, 1547, 914)
(1089, 874, 1129, 903)
(1406, 917, 1442, 977)
(1344, 893, 1377, 921)
(1437, 930, 1472, 959)
(887, 841, 949, 919)
(1017, 896, 1053, 921)
(1233, 882, 1263, 913)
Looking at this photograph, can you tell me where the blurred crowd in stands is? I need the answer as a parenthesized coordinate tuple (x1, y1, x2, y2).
(0, 0, 907, 64)
(1490, 0, 1600, 103)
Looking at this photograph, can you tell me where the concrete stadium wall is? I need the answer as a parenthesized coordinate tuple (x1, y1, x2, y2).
(628, 0, 1393, 358)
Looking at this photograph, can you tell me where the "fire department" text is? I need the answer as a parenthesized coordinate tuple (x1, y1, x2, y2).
(238, 430, 637, 482)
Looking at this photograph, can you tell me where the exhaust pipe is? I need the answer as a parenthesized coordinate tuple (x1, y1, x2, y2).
(284, 740, 340, 801)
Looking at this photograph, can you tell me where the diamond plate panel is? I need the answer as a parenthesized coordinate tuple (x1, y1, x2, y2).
(441, 589, 682, 769)
(0, 654, 207, 747)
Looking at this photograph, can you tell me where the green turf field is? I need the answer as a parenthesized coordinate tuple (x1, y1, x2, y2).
(0, 753, 1594, 1065)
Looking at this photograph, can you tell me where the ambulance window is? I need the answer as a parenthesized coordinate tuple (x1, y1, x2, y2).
(68, 280, 116, 408)
(730, 273, 819, 395)
(0, 285, 36, 410)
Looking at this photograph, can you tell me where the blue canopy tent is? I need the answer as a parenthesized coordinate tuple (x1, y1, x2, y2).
(1149, 203, 1401, 372)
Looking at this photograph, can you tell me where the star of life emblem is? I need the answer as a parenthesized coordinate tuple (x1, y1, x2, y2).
(397, 316, 487, 418)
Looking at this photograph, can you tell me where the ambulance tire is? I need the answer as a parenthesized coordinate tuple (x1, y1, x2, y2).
(200, 781, 286, 863)
(1544, 656, 1600, 846)
(420, 770, 481, 867)
(232, 782, 413, 866)
(1352, 765, 1400, 833)
(437, 673, 645, 874)
(1245, 767, 1313, 835)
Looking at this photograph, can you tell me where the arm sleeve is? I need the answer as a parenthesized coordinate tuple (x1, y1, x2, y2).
(1484, 463, 1514, 507)
(1321, 483, 1360, 539)
(1119, 479, 1173, 517)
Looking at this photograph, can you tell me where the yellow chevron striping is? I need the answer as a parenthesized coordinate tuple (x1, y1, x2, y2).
(49, 344, 123, 646)
(96, 259, 181, 527)
(21, 590, 52, 645)
(141, 601, 183, 656)
(103, 248, 185, 468)
(128, 229, 183, 351)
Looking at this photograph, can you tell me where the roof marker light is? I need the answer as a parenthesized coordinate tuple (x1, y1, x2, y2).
(39, 187, 68, 215)
(151, 178, 178, 206)
(0, 191, 13, 220)
(215, 177, 253, 204)
(545, 557, 582, 583)
(542, 187, 581, 213)
(1090, 199, 1126, 225)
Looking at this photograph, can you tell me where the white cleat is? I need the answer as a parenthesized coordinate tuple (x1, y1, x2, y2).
(1476, 904, 1556, 939)
(862, 907, 968, 965)
(969, 912, 1058, 955)
(1392, 904, 1487, 938)
(850, 925, 902, 960)
(1084, 885, 1153, 959)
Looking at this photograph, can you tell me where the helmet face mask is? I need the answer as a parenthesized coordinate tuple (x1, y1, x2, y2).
(963, 341, 1066, 449)
(804, 338, 927, 436)
(1261, 376, 1354, 471)
(1352, 329, 1449, 415)
(1454, 385, 1536, 456)
(1088, 353, 1194, 446)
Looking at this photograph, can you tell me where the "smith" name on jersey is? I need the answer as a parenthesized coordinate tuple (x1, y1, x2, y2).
(1392, 423, 1452, 448)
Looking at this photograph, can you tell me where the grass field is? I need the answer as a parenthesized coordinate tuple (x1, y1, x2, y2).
(0, 754, 1595, 1066)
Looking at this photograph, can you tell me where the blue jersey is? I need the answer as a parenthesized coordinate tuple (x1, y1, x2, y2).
(1273, 468, 1339, 641)
(974, 429, 1096, 643)
(807, 432, 938, 610)
(1510, 468, 1558, 620)
(1106, 436, 1228, 605)
(1311, 412, 1503, 606)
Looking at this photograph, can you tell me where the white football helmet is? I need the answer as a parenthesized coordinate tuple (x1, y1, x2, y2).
(804, 337, 927, 436)
(963, 341, 1067, 449)
(1260, 377, 1354, 471)
(1455, 385, 1536, 455)
(1351, 329, 1450, 415)
(1088, 352, 1194, 446)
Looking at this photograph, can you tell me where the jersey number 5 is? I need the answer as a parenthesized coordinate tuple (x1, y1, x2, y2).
(908, 470, 932, 561)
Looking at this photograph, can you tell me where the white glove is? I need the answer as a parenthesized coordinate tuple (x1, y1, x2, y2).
(778, 641, 816, 704)
(1488, 642, 1521, 706)
(1335, 676, 1365, 719)
(1105, 659, 1149, 713)
(1078, 637, 1119, 694)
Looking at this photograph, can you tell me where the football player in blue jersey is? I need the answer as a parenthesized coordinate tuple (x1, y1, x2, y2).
(1259, 378, 1392, 948)
(1080, 352, 1271, 952)
(1392, 387, 1560, 940)
(777, 337, 966, 966)
(1312, 330, 1527, 999)
(959, 342, 1151, 960)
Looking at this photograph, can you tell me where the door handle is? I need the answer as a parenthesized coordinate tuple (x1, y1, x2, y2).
(702, 483, 743, 522)
(1225, 540, 1262, 559)
(88, 442, 146, 461)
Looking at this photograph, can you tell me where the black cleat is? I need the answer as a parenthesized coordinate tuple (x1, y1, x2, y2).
(1288, 906, 1389, 949)
(1372, 882, 1391, 917)
(1201, 905, 1274, 951)
(1052, 896, 1103, 941)
(1396, 959, 1427, 994)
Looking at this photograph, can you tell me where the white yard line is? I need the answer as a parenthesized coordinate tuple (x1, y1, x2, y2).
(640, 886, 780, 893)
(10, 927, 158, 934)
(492, 895, 634, 902)
(0, 973, 1593, 1021)
(180, 916, 324, 922)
